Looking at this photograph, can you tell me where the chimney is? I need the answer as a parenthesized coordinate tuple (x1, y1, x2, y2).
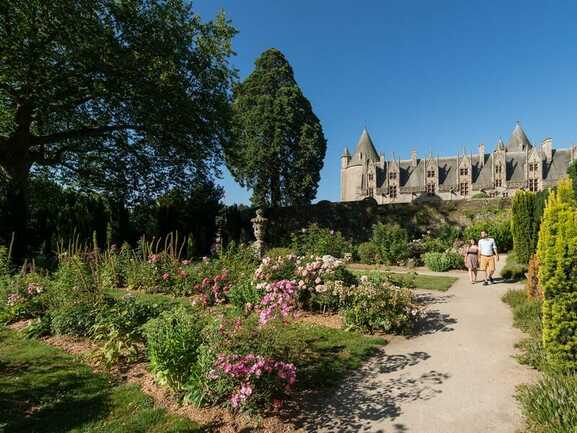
(411, 150, 417, 167)
(479, 143, 485, 167)
(542, 138, 553, 162)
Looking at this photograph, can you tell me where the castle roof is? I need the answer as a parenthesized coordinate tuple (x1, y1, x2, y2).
(351, 128, 379, 163)
(507, 122, 531, 152)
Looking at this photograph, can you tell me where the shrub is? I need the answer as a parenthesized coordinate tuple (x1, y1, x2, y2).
(227, 279, 264, 309)
(511, 190, 536, 264)
(472, 192, 488, 199)
(51, 302, 101, 336)
(423, 251, 463, 272)
(517, 374, 577, 433)
(265, 247, 293, 260)
(537, 179, 577, 372)
(500, 253, 528, 281)
(371, 223, 409, 265)
(187, 315, 303, 410)
(342, 276, 419, 334)
(143, 306, 208, 390)
(527, 254, 541, 299)
(356, 241, 379, 264)
(50, 255, 102, 310)
(463, 218, 513, 252)
(290, 224, 353, 258)
(2, 272, 49, 322)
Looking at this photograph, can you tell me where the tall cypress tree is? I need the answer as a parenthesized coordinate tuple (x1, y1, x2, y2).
(537, 178, 577, 371)
(511, 190, 535, 264)
(226, 49, 327, 207)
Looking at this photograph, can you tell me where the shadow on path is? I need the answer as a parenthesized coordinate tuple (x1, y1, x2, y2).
(290, 350, 450, 433)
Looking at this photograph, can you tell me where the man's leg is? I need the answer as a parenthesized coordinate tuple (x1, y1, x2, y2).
(488, 257, 496, 283)
(481, 257, 489, 285)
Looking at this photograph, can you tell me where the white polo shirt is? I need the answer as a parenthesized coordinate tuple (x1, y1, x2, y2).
(478, 238, 497, 256)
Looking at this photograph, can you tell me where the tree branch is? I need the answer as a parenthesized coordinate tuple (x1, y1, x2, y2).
(33, 124, 142, 145)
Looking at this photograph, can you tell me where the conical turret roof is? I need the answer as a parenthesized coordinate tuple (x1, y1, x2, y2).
(351, 128, 379, 162)
(507, 122, 531, 152)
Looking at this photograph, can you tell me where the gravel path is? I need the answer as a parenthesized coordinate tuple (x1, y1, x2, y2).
(295, 257, 536, 433)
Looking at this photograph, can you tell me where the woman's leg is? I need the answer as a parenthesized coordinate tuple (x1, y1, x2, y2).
(468, 268, 475, 283)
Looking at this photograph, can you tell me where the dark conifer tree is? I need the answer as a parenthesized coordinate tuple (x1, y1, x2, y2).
(226, 49, 327, 207)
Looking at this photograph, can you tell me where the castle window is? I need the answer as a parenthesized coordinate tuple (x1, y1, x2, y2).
(460, 168, 469, 176)
(459, 182, 469, 196)
(388, 185, 397, 198)
(427, 169, 435, 178)
(495, 163, 503, 175)
(426, 183, 435, 195)
(529, 162, 539, 174)
(528, 179, 539, 192)
(368, 173, 374, 182)
(495, 179, 502, 188)
(389, 171, 397, 180)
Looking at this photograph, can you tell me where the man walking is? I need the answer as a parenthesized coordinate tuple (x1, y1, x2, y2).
(478, 230, 499, 285)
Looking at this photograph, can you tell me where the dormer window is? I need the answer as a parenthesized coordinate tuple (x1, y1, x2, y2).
(495, 163, 503, 175)
(460, 168, 469, 176)
(529, 162, 539, 173)
(389, 171, 397, 181)
(427, 169, 435, 178)
(368, 173, 373, 181)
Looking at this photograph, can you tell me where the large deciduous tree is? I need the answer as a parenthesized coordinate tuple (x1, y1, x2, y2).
(226, 49, 326, 208)
(0, 0, 236, 254)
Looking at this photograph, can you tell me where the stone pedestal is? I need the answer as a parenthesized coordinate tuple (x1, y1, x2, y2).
(251, 209, 268, 258)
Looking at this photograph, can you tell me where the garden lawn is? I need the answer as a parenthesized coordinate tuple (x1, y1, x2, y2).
(279, 323, 386, 389)
(350, 269, 457, 292)
(0, 329, 201, 433)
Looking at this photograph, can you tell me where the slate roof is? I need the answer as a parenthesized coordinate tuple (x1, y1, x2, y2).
(350, 129, 379, 165)
(507, 123, 532, 152)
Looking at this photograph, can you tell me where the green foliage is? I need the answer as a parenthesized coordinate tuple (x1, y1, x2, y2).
(463, 218, 513, 252)
(472, 192, 488, 199)
(356, 241, 380, 264)
(371, 223, 410, 265)
(537, 178, 577, 372)
(143, 306, 209, 390)
(511, 190, 536, 264)
(265, 247, 294, 259)
(226, 48, 327, 207)
(342, 275, 419, 334)
(290, 224, 352, 258)
(1, 0, 237, 252)
(50, 303, 101, 337)
(423, 251, 463, 272)
(500, 253, 528, 281)
(568, 160, 577, 200)
(517, 374, 577, 433)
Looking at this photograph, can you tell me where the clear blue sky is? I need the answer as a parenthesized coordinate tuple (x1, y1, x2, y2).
(195, 0, 577, 205)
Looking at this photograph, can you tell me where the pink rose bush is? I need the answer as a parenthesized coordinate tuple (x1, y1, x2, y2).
(211, 353, 296, 410)
(256, 280, 298, 325)
(195, 270, 230, 306)
(4, 278, 47, 320)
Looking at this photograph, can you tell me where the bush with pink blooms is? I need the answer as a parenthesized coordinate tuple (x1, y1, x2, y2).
(210, 353, 296, 411)
(2, 273, 48, 321)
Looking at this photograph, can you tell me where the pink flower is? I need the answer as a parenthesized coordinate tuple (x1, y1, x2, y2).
(162, 272, 170, 281)
(181, 259, 191, 266)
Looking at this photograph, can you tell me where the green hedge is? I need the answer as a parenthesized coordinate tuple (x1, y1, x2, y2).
(422, 252, 463, 272)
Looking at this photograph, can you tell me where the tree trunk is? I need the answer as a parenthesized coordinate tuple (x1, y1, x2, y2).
(2, 155, 32, 261)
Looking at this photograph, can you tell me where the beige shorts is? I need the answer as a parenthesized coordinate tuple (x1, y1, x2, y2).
(480, 255, 496, 273)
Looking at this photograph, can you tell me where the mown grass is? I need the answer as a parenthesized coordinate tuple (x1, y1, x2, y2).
(0, 328, 201, 433)
(503, 288, 577, 433)
(350, 269, 457, 292)
(278, 323, 386, 389)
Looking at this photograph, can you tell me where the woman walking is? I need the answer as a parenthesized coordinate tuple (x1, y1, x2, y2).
(464, 239, 479, 284)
